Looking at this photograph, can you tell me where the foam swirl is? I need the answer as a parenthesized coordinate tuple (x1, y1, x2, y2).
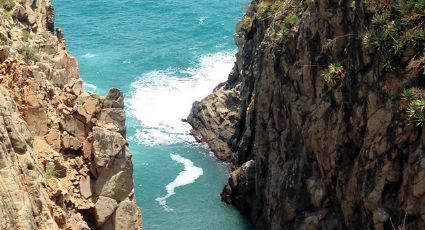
(155, 154, 204, 211)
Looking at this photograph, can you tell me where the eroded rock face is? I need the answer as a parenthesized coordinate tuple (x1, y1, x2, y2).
(0, 86, 58, 230)
(0, 0, 141, 229)
(189, 0, 425, 229)
(188, 81, 241, 161)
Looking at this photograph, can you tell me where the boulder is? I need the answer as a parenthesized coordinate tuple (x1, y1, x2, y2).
(45, 127, 61, 152)
(94, 150, 134, 202)
(82, 135, 93, 160)
(14, 5, 28, 23)
(97, 108, 126, 136)
(103, 88, 124, 108)
(62, 131, 82, 151)
(60, 113, 87, 139)
(113, 200, 142, 230)
(79, 175, 92, 199)
(92, 127, 126, 167)
(94, 196, 117, 226)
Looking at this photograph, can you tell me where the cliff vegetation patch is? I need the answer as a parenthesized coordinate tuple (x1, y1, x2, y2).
(239, 15, 253, 31)
(402, 88, 425, 126)
(45, 167, 59, 179)
(321, 63, 345, 87)
(0, 0, 15, 10)
(273, 0, 311, 44)
(21, 46, 40, 64)
(362, 0, 425, 71)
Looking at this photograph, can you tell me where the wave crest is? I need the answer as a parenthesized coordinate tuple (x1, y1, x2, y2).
(128, 51, 235, 145)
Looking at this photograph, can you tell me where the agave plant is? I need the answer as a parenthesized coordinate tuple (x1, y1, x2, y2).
(371, 12, 388, 28)
(407, 98, 425, 126)
(322, 63, 345, 87)
(402, 88, 415, 101)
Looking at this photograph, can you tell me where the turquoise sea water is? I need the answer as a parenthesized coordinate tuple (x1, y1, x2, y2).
(53, 0, 251, 229)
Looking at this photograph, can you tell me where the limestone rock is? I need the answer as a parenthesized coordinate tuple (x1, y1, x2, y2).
(82, 135, 93, 160)
(14, 5, 27, 23)
(113, 200, 142, 230)
(98, 108, 126, 136)
(95, 196, 118, 226)
(94, 148, 134, 201)
(79, 175, 93, 199)
(103, 88, 124, 108)
(83, 95, 99, 115)
(62, 131, 83, 150)
(60, 113, 87, 139)
(92, 127, 127, 167)
(26, 8, 37, 25)
(45, 127, 61, 152)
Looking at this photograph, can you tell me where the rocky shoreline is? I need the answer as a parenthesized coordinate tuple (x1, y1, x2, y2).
(0, 0, 141, 229)
(189, 0, 425, 229)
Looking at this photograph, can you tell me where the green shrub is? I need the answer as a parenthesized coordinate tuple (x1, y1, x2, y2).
(322, 63, 345, 87)
(21, 46, 39, 63)
(0, 0, 15, 10)
(363, 0, 425, 72)
(45, 167, 58, 179)
(304, 0, 314, 6)
(408, 98, 425, 126)
(3, 9, 13, 19)
(382, 56, 396, 71)
(258, 1, 272, 20)
(51, 74, 67, 87)
(274, 11, 301, 42)
(276, 27, 291, 41)
(273, 1, 307, 44)
(286, 11, 300, 25)
(407, 28, 425, 49)
(21, 30, 30, 41)
(271, 0, 285, 12)
(371, 13, 388, 28)
(402, 88, 415, 101)
(398, 0, 425, 14)
(239, 16, 253, 31)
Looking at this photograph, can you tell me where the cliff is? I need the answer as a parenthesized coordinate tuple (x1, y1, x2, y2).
(0, 0, 141, 229)
(188, 0, 425, 229)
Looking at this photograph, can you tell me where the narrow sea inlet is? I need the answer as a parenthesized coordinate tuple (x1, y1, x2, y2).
(54, 0, 250, 229)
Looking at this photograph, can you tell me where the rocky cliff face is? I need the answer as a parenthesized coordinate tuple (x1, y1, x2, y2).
(189, 0, 425, 229)
(0, 0, 141, 229)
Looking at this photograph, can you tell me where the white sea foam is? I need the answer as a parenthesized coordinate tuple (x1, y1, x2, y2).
(82, 52, 95, 58)
(84, 82, 97, 93)
(155, 154, 203, 211)
(128, 51, 235, 145)
(199, 17, 206, 24)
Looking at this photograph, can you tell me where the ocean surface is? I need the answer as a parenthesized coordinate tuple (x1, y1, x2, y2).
(53, 0, 251, 229)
